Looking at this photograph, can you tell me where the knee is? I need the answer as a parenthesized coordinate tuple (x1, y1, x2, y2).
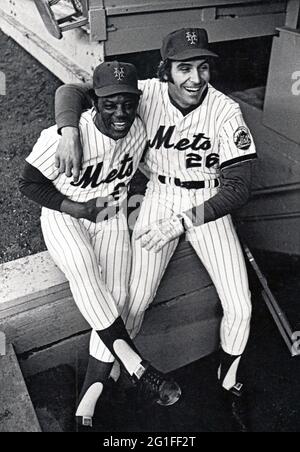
(235, 299, 252, 324)
(240, 302, 252, 323)
(225, 297, 252, 324)
(71, 250, 97, 279)
(128, 286, 154, 315)
(115, 292, 128, 314)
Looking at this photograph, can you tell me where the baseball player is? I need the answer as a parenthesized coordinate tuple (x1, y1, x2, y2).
(54, 28, 257, 429)
(19, 61, 181, 428)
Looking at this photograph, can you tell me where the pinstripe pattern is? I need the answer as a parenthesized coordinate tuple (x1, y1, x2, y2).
(78, 78, 255, 370)
(137, 80, 256, 181)
(41, 211, 131, 363)
(27, 109, 146, 204)
(124, 180, 251, 356)
(114, 78, 255, 356)
(27, 109, 147, 364)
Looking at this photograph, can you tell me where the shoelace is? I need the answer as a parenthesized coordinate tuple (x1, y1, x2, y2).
(142, 369, 163, 391)
(138, 368, 165, 401)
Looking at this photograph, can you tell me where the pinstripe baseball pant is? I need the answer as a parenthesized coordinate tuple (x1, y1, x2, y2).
(125, 181, 252, 356)
(60, 180, 252, 360)
(41, 210, 131, 363)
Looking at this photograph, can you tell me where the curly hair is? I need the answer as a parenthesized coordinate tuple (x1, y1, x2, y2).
(157, 59, 173, 83)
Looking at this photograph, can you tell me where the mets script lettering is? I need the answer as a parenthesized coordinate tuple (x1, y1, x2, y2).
(148, 126, 212, 151)
(71, 154, 134, 189)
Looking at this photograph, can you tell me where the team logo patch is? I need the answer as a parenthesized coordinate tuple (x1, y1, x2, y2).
(234, 126, 252, 151)
(114, 67, 125, 81)
(186, 31, 198, 45)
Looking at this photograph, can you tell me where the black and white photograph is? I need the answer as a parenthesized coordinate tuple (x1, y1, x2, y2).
(0, 0, 299, 436)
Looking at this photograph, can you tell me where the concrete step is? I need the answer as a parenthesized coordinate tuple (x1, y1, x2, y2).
(0, 342, 41, 432)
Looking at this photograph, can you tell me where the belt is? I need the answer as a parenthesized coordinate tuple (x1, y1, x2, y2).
(158, 175, 220, 190)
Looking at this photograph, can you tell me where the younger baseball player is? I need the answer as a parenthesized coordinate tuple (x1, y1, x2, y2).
(19, 61, 181, 428)
(53, 28, 257, 430)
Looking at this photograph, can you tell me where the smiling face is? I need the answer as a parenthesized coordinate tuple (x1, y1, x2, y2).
(95, 93, 140, 140)
(168, 59, 210, 108)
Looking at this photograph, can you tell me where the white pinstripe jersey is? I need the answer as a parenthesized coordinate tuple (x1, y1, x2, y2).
(27, 108, 147, 204)
(137, 79, 257, 181)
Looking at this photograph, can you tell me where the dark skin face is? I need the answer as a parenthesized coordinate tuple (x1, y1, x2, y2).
(94, 93, 140, 140)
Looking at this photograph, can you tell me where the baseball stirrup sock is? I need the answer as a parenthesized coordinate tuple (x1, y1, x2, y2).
(76, 383, 103, 426)
(76, 357, 113, 426)
(110, 360, 121, 382)
(97, 317, 144, 379)
(218, 350, 242, 391)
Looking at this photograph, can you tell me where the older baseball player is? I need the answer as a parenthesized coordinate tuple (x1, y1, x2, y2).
(54, 28, 257, 429)
(19, 61, 181, 428)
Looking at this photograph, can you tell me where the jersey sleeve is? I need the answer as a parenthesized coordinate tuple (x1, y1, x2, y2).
(19, 162, 66, 211)
(218, 106, 257, 170)
(26, 127, 60, 181)
(55, 83, 93, 133)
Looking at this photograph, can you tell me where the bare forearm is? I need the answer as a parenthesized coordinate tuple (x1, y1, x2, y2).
(60, 198, 86, 218)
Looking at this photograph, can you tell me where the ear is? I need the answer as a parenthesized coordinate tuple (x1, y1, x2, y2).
(163, 74, 169, 82)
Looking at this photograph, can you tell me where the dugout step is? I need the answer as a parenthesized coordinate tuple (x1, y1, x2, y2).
(34, 0, 88, 40)
(0, 342, 41, 432)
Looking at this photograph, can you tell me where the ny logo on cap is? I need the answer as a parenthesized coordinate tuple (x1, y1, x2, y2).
(186, 31, 198, 45)
(114, 67, 125, 81)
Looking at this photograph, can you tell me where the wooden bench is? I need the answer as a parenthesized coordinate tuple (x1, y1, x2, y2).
(0, 239, 221, 376)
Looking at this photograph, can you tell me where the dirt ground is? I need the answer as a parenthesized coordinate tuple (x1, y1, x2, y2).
(0, 31, 61, 264)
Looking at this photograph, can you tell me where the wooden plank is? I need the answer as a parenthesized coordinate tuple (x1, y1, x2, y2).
(33, 0, 63, 39)
(0, 241, 212, 319)
(20, 317, 220, 377)
(19, 289, 221, 377)
(0, 344, 41, 432)
(230, 92, 300, 255)
(217, 1, 286, 17)
(0, 284, 219, 355)
(0, 0, 103, 83)
(0, 252, 69, 317)
(103, 0, 271, 16)
(135, 287, 221, 371)
(105, 12, 286, 55)
(0, 296, 88, 354)
(19, 332, 91, 378)
(230, 94, 300, 191)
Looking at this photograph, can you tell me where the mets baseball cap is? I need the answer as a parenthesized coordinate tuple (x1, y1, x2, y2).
(93, 61, 142, 97)
(161, 28, 218, 61)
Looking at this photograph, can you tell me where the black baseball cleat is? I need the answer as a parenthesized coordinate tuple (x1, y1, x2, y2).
(221, 383, 251, 432)
(132, 361, 181, 406)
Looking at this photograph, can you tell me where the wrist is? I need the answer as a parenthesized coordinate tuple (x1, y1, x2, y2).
(182, 206, 204, 229)
(61, 126, 79, 137)
(176, 213, 190, 231)
(61, 199, 84, 218)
